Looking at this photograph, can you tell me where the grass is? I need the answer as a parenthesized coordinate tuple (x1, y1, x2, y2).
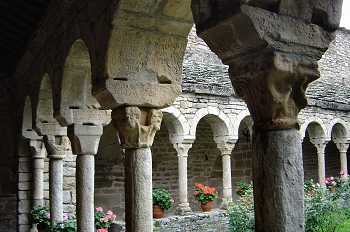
(339, 218, 350, 232)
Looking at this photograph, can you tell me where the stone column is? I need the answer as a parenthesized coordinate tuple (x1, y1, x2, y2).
(336, 143, 349, 176)
(67, 124, 103, 232)
(312, 143, 327, 187)
(43, 135, 66, 225)
(173, 141, 193, 215)
(216, 142, 235, 209)
(112, 106, 162, 232)
(29, 139, 46, 207)
(191, 1, 342, 230)
(29, 139, 46, 232)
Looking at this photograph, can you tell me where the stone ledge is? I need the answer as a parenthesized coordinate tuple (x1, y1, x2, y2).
(110, 209, 229, 232)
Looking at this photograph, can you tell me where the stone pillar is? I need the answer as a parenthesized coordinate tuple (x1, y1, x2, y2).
(29, 139, 46, 207)
(191, 1, 342, 230)
(112, 106, 162, 232)
(173, 141, 193, 215)
(67, 124, 103, 232)
(29, 139, 45, 232)
(336, 143, 349, 176)
(216, 142, 235, 209)
(312, 143, 327, 187)
(43, 135, 66, 225)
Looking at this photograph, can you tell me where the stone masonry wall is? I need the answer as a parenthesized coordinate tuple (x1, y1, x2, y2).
(318, 28, 350, 85)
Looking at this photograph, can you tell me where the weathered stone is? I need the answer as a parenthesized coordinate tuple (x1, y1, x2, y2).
(118, 0, 163, 14)
(163, 0, 193, 21)
(112, 107, 162, 149)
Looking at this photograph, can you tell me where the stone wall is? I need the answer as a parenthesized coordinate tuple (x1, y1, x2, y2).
(318, 28, 350, 85)
(110, 210, 229, 232)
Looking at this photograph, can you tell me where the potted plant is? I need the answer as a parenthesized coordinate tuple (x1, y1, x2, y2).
(30, 205, 51, 232)
(324, 171, 345, 193)
(51, 216, 77, 232)
(193, 183, 218, 212)
(152, 188, 175, 218)
(94, 207, 117, 232)
(236, 181, 253, 197)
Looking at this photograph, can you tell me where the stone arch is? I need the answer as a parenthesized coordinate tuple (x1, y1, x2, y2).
(161, 106, 190, 144)
(232, 108, 251, 139)
(190, 107, 233, 142)
(92, 0, 194, 109)
(300, 117, 328, 142)
(33, 73, 56, 135)
(55, 39, 105, 126)
(329, 118, 349, 143)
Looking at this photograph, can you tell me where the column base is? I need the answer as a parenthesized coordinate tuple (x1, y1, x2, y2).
(220, 197, 231, 209)
(176, 203, 192, 215)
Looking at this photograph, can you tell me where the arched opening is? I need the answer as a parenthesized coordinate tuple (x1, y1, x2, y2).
(231, 115, 253, 201)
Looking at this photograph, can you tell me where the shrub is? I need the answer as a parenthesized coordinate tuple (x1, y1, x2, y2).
(152, 188, 174, 210)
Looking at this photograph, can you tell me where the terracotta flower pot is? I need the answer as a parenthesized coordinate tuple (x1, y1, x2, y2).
(153, 205, 164, 218)
(201, 200, 213, 212)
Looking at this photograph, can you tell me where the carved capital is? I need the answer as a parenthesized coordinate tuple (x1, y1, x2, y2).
(173, 143, 193, 157)
(112, 107, 162, 149)
(314, 143, 327, 154)
(43, 135, 66, 159)
(335, 143, 349, 153)
(217, 142, 236, 155)
(229, 52, 319, 131)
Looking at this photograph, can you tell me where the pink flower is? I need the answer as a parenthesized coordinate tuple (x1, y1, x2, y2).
(330, 177, 334, 181)
(332, 181, 337, 186)
(169, 199, 174, 203)
(324, 180, 329, 184)
(96, 207, 103, 212)
(46, 213, 50, 219)
(97, 229, 108, 232)
(112, 214, 117, 220)
(100, 216, 110, 223)
(340, 171, 345, 176)
(107, 210, 113, 216)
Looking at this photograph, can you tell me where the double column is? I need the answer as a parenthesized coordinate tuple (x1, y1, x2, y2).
(67, 124, 103, 232)
(216, 141, 235, 209)
(310, 141, 327, 187)
(112, 106, 162, 232)
(29, 140, 46, 208)
(173, 140, 194, 215)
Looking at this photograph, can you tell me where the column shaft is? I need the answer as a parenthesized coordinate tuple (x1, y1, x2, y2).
(317, 150, 326, 187)
(340, 151, 348, 176)
(76, 154, 95, 232)
(253, 129, 304, 232)
(222, 154, 232, 199)
(49, 158, 64, 224)
(33, 157, 44, 206)
(125, 148, 153, 231)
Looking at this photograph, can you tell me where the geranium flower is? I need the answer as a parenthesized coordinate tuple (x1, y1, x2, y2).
(169, 199, 174, 203)
(46, 213, 50, 219)
(107, 210, 113, 216)
(340, 171, 345, 176)
(97, 229, 108, 232)
(96, 207, 103, 212)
